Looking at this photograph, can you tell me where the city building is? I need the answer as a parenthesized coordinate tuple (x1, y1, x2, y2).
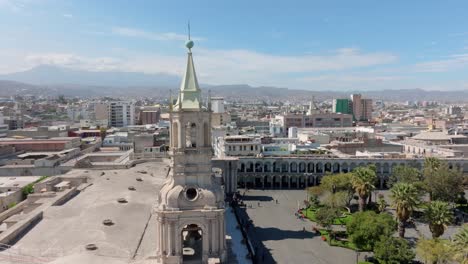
(0, 176, 42, 213)
(211, 97, 231, 127)
(0, 112, 7, 138)
(332, 98, 352, 115)
(361, 98, 373, 121)
(94, 102, 109, 120)
(139, 110, 160, 125)
(211, 97, 225, 113)
(446, 105, 462, 116)
(7, 125, 70, 138)
(155, 39, 226, 263)
(215, 135, 262, 157)
(0, 137, 81, 152)
(108, 101, 135, 127)
(270, 113, 353, 136)
(350, 94, 373, 121)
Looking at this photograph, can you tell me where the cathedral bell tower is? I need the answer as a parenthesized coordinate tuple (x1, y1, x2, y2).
(155, 37, 226, 264)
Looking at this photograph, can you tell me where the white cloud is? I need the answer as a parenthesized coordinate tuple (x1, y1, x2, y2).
(1, 47, 400, 89)
(24, 53, 123, 71)
(195, 47, 397, 75)
(111, 27, 204, 41)
(62, 13, 73, 18)
(300, 75, 404, 82)
(413, 53, 468, 72)
(0, 0, 27, 12)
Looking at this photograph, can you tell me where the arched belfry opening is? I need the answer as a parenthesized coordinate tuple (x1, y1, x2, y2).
(182, 224, 203, 262)
(185, 122, 197, 148)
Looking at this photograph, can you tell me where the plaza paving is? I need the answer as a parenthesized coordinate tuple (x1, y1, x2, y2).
(239, 189, 359, 264)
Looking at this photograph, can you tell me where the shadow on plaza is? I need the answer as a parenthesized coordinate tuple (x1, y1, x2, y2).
(240, 194, 274, 202)
(233, 202, 317, 264)
(252, 226, 316, 241)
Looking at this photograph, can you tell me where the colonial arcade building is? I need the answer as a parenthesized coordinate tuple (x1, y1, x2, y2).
(215, 156, 468, 194)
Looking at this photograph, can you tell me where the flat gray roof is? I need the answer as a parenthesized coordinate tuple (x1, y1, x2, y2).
(8, 162, 169, 264)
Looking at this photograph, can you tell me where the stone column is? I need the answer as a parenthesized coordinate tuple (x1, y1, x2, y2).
(168, 220, 174, 255)
(156, 217, 161, 255)
(211, 218, 218, 254)
(175, 224, 182, 256)
(161, 219, 166, 256)
(219, 213, 226, 252)
(208, 219, 213, 254)
(202, 226, 209, 260)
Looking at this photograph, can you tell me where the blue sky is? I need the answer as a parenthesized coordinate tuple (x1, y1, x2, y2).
(1, 0, 468, 90)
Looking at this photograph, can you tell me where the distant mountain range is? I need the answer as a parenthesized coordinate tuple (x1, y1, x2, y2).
(1, 65, 467, 102)
(0, 65, 180, 87)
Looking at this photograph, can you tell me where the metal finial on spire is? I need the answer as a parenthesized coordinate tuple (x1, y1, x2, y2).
(188, 20, 191, 40)
(185, 21, 194, 50)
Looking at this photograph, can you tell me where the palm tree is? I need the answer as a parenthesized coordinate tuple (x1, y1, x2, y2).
(390, 183, 420, 238)
(451, 224, 468, 264)
(424, 201, 453, 238)
(351, 166, 377, 212)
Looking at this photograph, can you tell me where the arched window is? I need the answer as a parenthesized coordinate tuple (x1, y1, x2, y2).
(186, 122, 197, 148)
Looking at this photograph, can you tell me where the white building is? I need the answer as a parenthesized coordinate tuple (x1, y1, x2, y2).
(211, 97, 225, 113)
(214, 135, 261, 158)
(108, 101, 135, 127)
(0, 112, 7, 138)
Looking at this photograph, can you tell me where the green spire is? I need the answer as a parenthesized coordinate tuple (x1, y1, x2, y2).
(174, 36, 202, 110)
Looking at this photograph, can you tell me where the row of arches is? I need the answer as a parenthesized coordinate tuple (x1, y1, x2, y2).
(237, 160, 466, 175)
(237, 175, 391, 189)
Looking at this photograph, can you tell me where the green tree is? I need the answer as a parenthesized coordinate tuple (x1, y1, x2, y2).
(424, 161, 464, 203)
(320, 173, 354, 207)
(347, 211, 396, 251)
(374, 236, 415, 264)
(388, 164, 423, 188)
(390, 183, 421, 238)
(315, 207, 340, 232)
(416, 239, 451, 264)
(351, 166, 377, 212)
(451, 224, 468, 264)
(424, 201, 453, 238)
(322, 191, 348, 209)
